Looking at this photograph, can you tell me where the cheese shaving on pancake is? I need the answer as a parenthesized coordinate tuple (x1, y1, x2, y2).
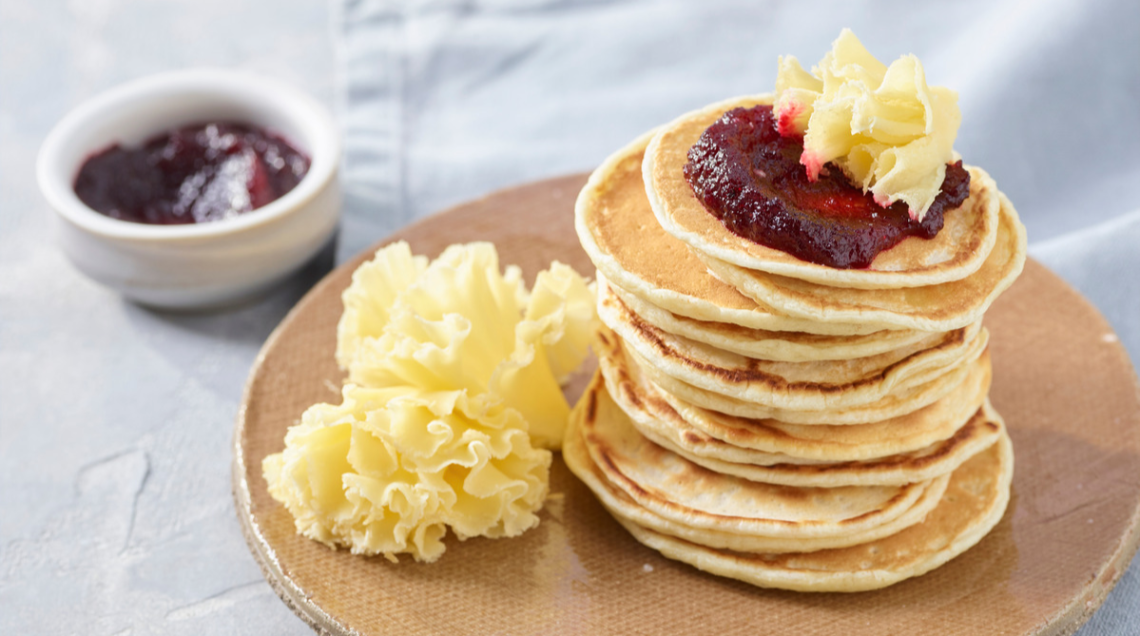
(775, 28, 961, 220)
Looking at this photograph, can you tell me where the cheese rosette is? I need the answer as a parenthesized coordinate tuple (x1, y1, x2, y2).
(775, 28, 961, 220)
(262, 385, 551, 563)
(338, 241, 596, 450)
(335, 241, 429, 370)
(264, 241, 595, 562)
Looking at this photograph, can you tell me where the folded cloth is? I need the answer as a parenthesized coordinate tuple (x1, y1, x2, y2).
(338, 1, 1138, 632)
(1031, 209, 1140, 361)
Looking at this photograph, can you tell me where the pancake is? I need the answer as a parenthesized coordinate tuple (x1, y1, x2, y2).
(615, 430, 1013, 592)
(599, 344, 1001, 487)
(598, 287, 986, 409)
(700, 192, 1028, 331)
(575, 129, 891, 335)
(630, 401, 1001, 487)
(604, 274, 933, 361)
(625, 388, 1000, 489)
(574, 373, 940, 539)
(620, 334, 987, 425)
(599, 328, 993, 462)
(564, 391, 951, 553)
(644, 94, 1002, 290)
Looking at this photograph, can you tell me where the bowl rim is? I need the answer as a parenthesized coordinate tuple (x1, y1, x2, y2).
(36, 68, 340, 242)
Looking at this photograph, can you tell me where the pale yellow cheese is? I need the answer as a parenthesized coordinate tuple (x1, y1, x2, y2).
(775, 29, 961, 220)
(340, 242, 596, 450)
(335, 241, 428, 370)
(263, 385, 551, 563)
(264, 241, 596, 562)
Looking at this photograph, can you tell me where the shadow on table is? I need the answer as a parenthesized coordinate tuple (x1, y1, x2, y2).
(125, 228, 340, 347)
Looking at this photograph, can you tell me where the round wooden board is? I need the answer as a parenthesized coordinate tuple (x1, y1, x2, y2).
(233, 174, 1140, 636)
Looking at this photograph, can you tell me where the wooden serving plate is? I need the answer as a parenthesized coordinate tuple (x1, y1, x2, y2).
(233, 174, 1140, 636)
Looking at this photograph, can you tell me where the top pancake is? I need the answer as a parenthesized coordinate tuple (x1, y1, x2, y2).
(644, 95, 1001, 290)
(700, 191, 1027, 332)
(575, 130, 891, 335)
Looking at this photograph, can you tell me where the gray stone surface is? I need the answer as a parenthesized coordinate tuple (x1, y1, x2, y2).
(1, 1, 330, 633)
(1, 0, 1136, 634)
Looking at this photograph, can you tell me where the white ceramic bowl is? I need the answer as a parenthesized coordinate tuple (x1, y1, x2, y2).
(37, 69, 341, 310)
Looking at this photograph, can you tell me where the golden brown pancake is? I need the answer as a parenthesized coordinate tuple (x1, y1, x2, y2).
(699, 192, 1028, 331)
(613, 430, 1012, 592)
(597, 285, 986, 410)
(603, 273, 933, 361)
(603, 329, 988, 425)
(617, 387, 999, 489)
(597, 340, 1001, 487)
(563, 387, 951, 553)
(644, 95, 1002, 290)
(574, 373, 940, 539)
(575, 130, 893, 335)
(597, 328, 993, 463)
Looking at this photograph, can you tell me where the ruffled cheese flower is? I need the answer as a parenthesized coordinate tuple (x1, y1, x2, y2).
(335, 241, 429, 370)
(264, 241, 596, 562)
(338, 241, 595, 449)
(775, 28, 961, 220)
(263, 385, 550, 563)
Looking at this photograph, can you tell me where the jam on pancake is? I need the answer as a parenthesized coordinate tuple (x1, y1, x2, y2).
(683, 105, 970, 269)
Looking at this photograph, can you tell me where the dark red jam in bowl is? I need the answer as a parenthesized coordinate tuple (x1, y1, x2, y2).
(683, 105, 970, 269)
(73, 122, 310, 225)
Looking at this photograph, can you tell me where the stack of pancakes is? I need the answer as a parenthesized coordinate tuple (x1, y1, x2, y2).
(567, 96, 1028, 592)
